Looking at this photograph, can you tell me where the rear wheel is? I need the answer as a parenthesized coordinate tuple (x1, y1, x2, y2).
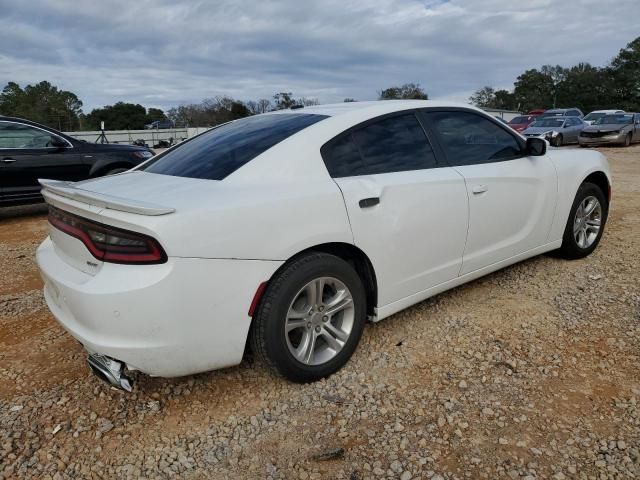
(250, 252, 367, 382)
(557, 182, 608, 259)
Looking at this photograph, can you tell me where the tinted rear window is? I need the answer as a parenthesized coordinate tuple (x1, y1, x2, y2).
(143, 113, 327, 180)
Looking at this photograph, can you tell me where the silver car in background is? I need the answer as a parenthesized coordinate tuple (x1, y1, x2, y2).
(579, 113, 640, 147)
(522, 116, 585, 147)
(583, 109, 625, 125)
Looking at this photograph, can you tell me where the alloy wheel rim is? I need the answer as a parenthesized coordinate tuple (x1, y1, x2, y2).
(573, 195, 602, 249)
(285, 277, 355, 366)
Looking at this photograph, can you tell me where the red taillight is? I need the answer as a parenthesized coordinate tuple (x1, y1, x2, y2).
(48, 206, 167, 265)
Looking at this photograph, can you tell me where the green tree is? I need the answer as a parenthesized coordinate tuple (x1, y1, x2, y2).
(379, 83, 428, 100)
(86, 102, 148, 130)
(540, 65, 568, 108)
(0, 81, 83, 130)
(273, 92, 297, 110)
(556, 63, 611, 112)
(493, 90, 516, 110)
(470, 86, 516, 110)
(469, 86, 496, 107)
(609, 36, 640, 111)
(513, 69, 555, 112)
(145, 107, 167, 124)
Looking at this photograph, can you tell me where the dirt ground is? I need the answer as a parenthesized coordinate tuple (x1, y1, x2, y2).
(1, 146, 639, 479)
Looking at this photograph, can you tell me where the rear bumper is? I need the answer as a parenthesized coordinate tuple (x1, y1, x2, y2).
(578, 133, 625, 146)
(37, 236, 282, 377)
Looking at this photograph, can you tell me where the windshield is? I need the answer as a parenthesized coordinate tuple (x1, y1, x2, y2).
(509, 116, 531, 125)
(143, 113, 328, 180)
(584, 112, 606, 122)
(531, 118, 565, 128)
(594, 114, 633, 125)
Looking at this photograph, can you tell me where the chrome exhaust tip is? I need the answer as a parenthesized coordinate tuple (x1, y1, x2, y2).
(87, 354, 133, 392)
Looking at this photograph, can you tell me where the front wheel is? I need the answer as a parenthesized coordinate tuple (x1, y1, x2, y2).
(557, 182, 608, 259)
(623, 133, 631, 147)
(250, 253, 367, 382)
(552, 134, 563, 147)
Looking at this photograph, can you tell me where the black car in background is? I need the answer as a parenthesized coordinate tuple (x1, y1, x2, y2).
(0, 116, 154, 206)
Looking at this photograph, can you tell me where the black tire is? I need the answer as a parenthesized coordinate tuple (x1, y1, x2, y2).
(105, 167, 128, 176)
(250, 252, 366, 383)
(557, 182, 608, 260)
(623, 133, 631, 147)
(553, 134, 563, 147)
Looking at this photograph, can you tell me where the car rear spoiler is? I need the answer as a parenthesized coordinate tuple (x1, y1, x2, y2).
(39, 179, 176, 216)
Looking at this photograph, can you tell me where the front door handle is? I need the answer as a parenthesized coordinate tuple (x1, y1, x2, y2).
(472, 184, 488, 194)
(359, 197, 380, 208)
(1, 157, 16, 163)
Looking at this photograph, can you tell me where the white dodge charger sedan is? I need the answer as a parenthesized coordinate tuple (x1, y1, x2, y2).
(36, 101, 610, 390)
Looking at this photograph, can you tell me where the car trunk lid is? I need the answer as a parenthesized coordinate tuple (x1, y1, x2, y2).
(40, 172, 200, 274)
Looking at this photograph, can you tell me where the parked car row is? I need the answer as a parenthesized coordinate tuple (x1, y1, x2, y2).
(507, 107, 639, 148)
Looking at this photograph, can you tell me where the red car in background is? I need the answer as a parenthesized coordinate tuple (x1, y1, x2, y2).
(508, 114, 538, 133)
(527, 109, 546, 116)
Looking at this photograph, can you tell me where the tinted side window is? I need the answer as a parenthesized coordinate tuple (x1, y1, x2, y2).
(323, 113, 437, 177)
(0, 121, 57, 149)
(424, 111, 522, 166)
(144, 113, 327, 180)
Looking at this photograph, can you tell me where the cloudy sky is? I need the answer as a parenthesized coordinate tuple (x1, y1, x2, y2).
(0, 0, 637, 112)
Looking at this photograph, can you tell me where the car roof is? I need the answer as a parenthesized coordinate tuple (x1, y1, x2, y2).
(266, 100, 480, 118)
(0, 115, 55, 129)
(535, 116, 580, 121)
(588, 109, 625, 114)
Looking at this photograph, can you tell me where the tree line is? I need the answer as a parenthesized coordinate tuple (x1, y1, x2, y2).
(0, 82, 426, 131)
(470, 36, 640, 113)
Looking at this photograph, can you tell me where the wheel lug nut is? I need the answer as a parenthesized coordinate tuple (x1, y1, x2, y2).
(315, 326, 321, 333)
(306, 322, 311, 328)
(318, 306, 324, 312)
(322, 316, 328, 322)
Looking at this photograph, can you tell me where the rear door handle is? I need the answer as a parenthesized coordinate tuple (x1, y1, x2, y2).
(359, 197, 380, 208)
(1, 157, 16, 163)
(472, 184, 488, 194)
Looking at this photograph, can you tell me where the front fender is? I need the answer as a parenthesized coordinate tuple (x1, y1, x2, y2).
(547, 149, 611, 241)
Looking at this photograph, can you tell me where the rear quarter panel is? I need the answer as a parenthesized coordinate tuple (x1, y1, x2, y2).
(547, 149, 611, 241)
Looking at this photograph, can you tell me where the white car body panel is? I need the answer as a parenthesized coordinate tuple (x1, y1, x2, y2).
(546, 149, 611, 241)
(35, 100, 612, 379)
(38, 236, 282, 376)
(335, 168, 468, 306)
(453, 155, 557, 275)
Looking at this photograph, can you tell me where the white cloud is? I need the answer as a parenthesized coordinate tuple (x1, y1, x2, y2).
(0, 0, 637, 111)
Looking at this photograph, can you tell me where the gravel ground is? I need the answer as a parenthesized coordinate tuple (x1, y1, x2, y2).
(1, 146, 639, 480)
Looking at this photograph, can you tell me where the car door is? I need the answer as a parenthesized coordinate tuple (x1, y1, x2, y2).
(321, 111, 469, 306)
(566, 118, 583, 142)
(0, 121, 88, 202)
(422, 109, 557, 276)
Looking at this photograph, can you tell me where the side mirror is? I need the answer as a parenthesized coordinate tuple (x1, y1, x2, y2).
(49, 136, 68, 148)
(526, 137, 546, 156)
